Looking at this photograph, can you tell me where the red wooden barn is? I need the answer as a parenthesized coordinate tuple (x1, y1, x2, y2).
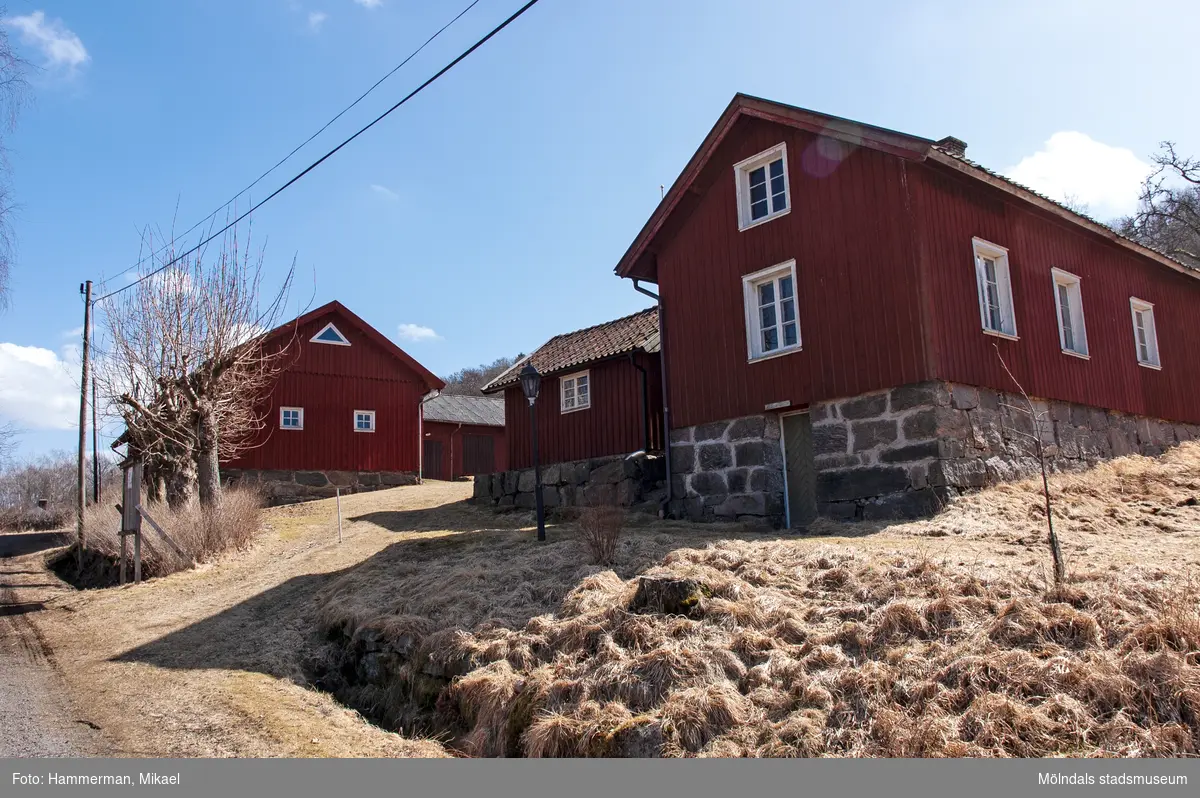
(222, 300, 445, 502)
(610, 94, 1200, 527)
(421, 394, 507, 481)
(482, 308, 663, 470)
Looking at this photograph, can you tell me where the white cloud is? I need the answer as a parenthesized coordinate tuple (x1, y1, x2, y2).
(397, 323, 441, 342)
(61, 326, 84, 340)
(0, 343, 79, 430)
(370, 183, 399, 201)
(3, 11, 88, 71)
(355, 0, 384, 8)
(308, 11, 328, 31)
(1005, 132, 1152, 219)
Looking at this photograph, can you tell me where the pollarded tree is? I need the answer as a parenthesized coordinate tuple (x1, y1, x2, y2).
(1118, 143, 1200, 269)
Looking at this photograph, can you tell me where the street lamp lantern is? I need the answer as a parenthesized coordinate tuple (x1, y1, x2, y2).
(519, 363, 541, 405)
(519, 363, 546, 542)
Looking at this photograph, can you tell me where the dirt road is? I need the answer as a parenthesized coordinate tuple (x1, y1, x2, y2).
(0, 531, 106, 757)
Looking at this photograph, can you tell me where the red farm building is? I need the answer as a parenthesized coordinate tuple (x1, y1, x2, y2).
(420, 394, 507, 481)
(482, 308, 663, 472)
(222, 300, 445, 503)
(602, 93, 1200, 528)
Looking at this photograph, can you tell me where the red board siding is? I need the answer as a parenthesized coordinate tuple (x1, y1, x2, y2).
(913, 164, 1200, 424)
(655, 116, 930, 429)
(504, 352, 662, 470)
(224, 310, 429, 472)
(422, 421, 507, 480)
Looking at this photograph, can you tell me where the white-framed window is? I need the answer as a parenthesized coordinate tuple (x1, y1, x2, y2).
(734, 143, 790, 230)
(311, 322, 351, 346)
(280, 407, 304, 430)
(354, 410, 376, 432)
(742, 259, 801, 361)
(972, 237, 1017, 338)
(1129, 298, 1160, 368)
(560, 371, 590, 413)
(1051, 268, 1088, 357)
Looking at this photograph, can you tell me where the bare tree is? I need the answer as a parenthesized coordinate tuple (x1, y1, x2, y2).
(441, 355, 523, 396)
(994, 344, 1066, 584)
(0, 421, 18, 466)
(98, 223, 294, 508)
(1117, 142, 1200, 269)
(0, 12, 29, 308)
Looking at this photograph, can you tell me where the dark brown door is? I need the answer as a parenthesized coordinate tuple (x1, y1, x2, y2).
(782, 413, 817, 528)
(424, 440, 444, 481)
(462, 434, 495, 475)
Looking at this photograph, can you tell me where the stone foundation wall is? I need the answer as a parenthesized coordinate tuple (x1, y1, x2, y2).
(811, 381, 1200, 520)
(221, 468, 419, 505)
(472, 452, 666, 512)
(666, 414, 786, 527)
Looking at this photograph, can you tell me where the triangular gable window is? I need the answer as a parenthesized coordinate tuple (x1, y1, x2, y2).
(311, 322, 351, 346)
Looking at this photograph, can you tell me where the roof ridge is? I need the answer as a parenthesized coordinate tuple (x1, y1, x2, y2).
(542, 306, 659, 346)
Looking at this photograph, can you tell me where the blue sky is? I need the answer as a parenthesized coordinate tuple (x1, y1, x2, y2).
(1, 0, 1197, 458)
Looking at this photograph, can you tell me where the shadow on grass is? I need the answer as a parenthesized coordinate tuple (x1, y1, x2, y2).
(0, 531, 70, 558)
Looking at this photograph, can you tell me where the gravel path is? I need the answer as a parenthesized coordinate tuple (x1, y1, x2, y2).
(0, 532, 105, 757)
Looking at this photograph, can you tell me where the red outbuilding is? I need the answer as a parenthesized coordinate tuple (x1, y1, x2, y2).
(222, 300, 444, 502)
(421, 394, 507, 481)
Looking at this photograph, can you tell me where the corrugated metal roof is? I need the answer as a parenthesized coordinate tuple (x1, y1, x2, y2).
(422, 394, 505, 427)
(483, 307, 660, 393)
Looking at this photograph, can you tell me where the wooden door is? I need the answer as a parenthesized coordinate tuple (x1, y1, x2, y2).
(423, 440, 444, 481)
(462, 434, 495, 476)
(782, 413, 817, 528)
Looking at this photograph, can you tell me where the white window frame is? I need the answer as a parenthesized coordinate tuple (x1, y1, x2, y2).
(742, 259, 802, 362)
(280, 406, 304, 430)
(1051, 268, 1088, 358)
(734, 143, 791, 231)
(311, 322, 351, 346)
(560, 370, 591, 413)
(1129, 298, 1161, 369)
(972, 237, 1018, 339)
(354, 409, 376, 432)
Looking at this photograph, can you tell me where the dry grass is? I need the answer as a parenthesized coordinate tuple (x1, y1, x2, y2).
(578, 505, 624, 565)
(316, 444, 1200, 758)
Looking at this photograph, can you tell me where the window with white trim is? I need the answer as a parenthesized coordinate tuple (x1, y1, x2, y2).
(1051, 268, 1088, 357)
(280, 407, 303, 430)
(743, 260, 801, 360)
(1129, 298, 1160, 368)
(560, 371, 590, 413)
(972, 238, 1017, 338)
(311, 322, 351, 346)
(354, 410, 376, 432)
(734, 143, 790, 230)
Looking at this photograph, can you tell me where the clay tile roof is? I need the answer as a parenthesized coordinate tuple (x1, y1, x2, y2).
(482, 307, 660, 393)
(422, 394, 505, 427)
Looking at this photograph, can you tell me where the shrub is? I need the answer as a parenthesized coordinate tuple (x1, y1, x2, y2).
(578, 505, 624, 565)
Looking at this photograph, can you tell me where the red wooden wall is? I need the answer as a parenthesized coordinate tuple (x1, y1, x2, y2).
(503, 352, 662, 470)
(224, 309, 429, 473)
(422, 421, 507, 480)
(912, 163, 1200, 424)
(655, 116, 931, 429)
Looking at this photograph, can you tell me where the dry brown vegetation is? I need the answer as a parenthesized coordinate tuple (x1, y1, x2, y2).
(578, 505, 624, 565)
(314, 446, 1200, 758)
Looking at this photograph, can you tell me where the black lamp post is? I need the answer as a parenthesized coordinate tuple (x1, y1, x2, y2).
(519, 363, 546, 542)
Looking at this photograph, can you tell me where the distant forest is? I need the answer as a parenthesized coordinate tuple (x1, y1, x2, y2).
(440, 355, 523, 396)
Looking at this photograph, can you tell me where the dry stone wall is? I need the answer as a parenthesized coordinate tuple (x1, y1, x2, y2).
(221, 468, 418, 505)
(473, 452, 667, 512)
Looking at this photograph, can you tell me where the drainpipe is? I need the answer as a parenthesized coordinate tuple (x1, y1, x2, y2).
(633, 279, 672, 518)
(451, 422, 463, 480)
(627, 353, 650, 454)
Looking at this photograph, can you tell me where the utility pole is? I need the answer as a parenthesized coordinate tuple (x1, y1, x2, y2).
(92, 376, 100, 503)
(76, 280, 92, 572)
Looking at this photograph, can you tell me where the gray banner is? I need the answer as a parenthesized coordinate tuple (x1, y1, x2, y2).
(1, 758, 1196, 798)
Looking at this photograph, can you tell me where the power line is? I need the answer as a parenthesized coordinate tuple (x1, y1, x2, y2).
(102, 0, 486, 287)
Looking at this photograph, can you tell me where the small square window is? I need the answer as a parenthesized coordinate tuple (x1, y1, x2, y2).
(972, 238, 1017, 338)
(354, 410, 376, 432)
(1051, 268, 1088, 357)
(560, 371, 590, 413)
(734, 143, 790, 230)
(743, 260, 801, 361)
(1129, 298, 1160, 368)
(281, 407, 303, 430)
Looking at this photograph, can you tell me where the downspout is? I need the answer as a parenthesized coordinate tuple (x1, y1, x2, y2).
(633, 278, 672, 518)
(451, 422, 463, 479)
(627, 353, 650, 454)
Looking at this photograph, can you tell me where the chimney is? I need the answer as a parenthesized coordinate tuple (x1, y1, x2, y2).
(937, 136, 967, 158)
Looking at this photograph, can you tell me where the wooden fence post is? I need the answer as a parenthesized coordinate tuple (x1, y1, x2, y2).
(121, 461, 144, 584)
